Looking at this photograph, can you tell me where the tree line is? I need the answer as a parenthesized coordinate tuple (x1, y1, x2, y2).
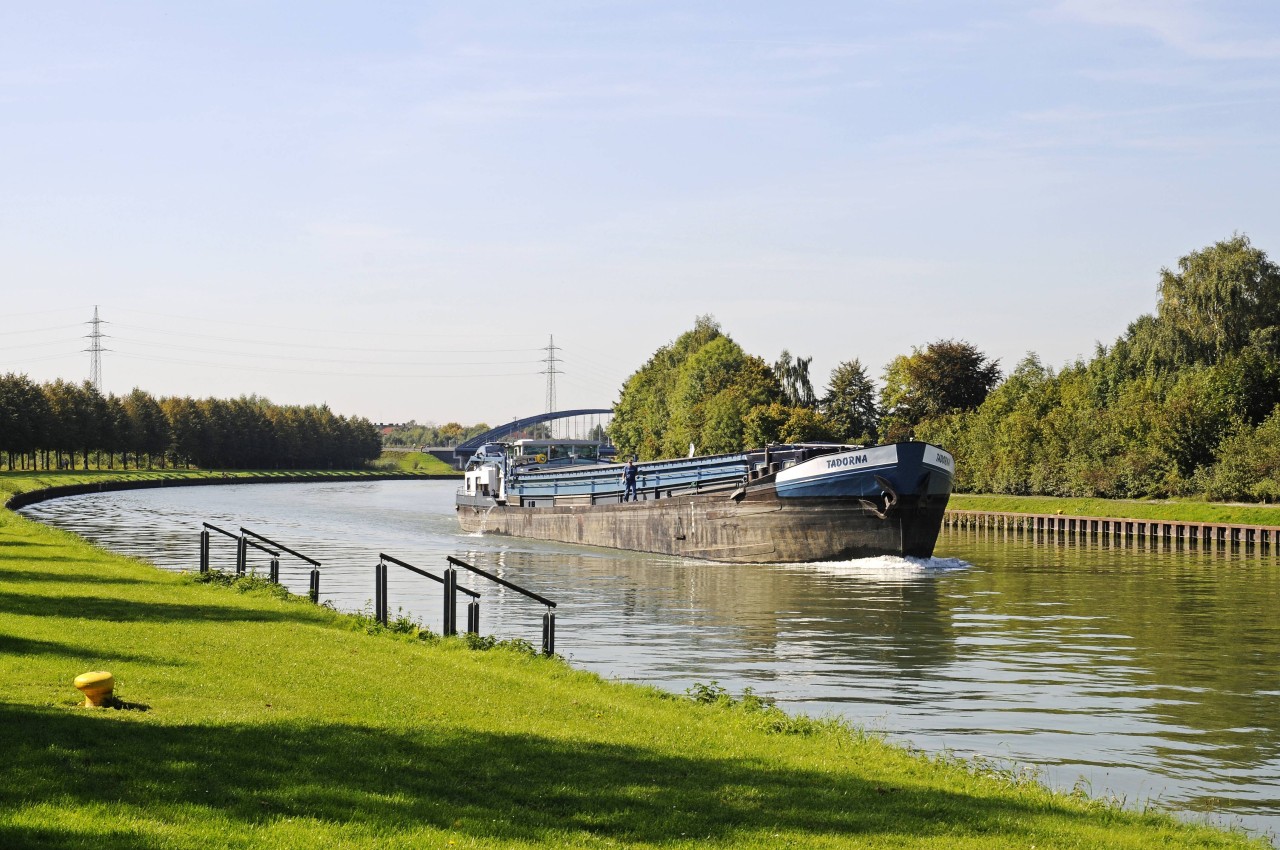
(381, 420, 492, 449)
(607, 315, 996, 461)
(0, 376, 383, 471)
(610, 235, 1280, 503)
(609, 315, 872, 459)
(918, 235, 1280, 502)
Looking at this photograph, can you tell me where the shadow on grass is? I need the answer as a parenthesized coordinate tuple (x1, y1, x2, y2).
(0, 569, 153, 586)
(0, 549, 129, 565)
(0, 634, 185, 666)
(0, 703, 1104, 849)
(0, 591, 309, 625)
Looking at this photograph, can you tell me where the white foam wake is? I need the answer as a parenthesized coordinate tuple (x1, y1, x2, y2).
(786, 554, 971, 578)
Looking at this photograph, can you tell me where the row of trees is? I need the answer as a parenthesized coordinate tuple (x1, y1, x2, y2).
(381, 420, 491, 448)
(0, 376, 383, 470)
(917, 235, 1280, 502)
(609, 235, 1280, 503)
(610, 317, 862, 458)
(607, 315, 998, 460)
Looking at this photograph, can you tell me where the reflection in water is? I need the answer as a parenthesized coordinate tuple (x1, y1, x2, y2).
(17, 481, 1280, 842)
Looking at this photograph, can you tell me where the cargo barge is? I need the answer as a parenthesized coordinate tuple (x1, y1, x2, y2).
(456, 439, 954, 563)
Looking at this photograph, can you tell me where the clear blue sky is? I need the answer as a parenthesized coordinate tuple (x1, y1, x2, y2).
(4, 1, 1278, 425)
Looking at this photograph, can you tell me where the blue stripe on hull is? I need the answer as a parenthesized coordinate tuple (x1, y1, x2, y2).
(774, 442, 954, 500)
(774, 464, 898, 498)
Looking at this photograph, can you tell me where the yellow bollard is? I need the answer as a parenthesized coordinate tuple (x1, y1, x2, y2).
(73, 671, 114, 707)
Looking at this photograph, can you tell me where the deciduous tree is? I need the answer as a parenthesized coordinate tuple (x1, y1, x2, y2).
(880, 340, 1000, 441)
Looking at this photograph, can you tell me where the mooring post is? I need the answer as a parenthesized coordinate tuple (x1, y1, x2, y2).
(443, 567, 457, 636)
(199, 529, 210, 573)
(466, 600, 479, 635)
(309, 568, 320, 603)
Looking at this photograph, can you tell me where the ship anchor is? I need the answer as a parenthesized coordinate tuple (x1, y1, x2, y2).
(859, 475, 899, 520)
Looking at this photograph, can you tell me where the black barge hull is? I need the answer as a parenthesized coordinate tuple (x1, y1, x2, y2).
(457, 485, 950, 563)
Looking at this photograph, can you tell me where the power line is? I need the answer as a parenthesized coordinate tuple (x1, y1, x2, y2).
(109, 323, 546, 355)
(2, 309, 81, 320)
(110, 351, 543, 379)
(0, 323, 85, 336)
(0, 352, 81, 366)
(4, 309, 628, 410)
(110, 338, 544, 367)
(0, 337, 86, 352)
(112, 308, 552, 340)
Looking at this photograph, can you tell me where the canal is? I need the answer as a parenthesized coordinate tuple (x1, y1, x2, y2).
(18, 479, 1280, 842)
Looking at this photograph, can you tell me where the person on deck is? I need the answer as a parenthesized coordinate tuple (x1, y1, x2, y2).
(622, 457, 639, 502)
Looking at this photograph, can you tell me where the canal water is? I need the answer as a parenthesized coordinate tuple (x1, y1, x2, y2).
(18, 479, 1280, 843)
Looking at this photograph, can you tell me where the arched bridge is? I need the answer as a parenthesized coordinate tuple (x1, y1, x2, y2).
(453, 408, 613, 463)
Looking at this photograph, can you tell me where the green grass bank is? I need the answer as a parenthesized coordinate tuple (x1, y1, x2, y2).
(0, 467, 454, 511)
(375, 450, 462, 475)
(0, 471, 1267, 848)
(950, 493, 1280, 526)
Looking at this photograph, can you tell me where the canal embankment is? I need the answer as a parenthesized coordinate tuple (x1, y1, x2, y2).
(0, 470, 1270, 848)
(1, 468, 457, 511)
(945, 510, 1280, 550)
(946, 494, 1280, 551)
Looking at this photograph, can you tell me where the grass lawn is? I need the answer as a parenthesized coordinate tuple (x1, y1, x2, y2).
(950, 493, 1280, 526)
(0, 471, 1268, 848)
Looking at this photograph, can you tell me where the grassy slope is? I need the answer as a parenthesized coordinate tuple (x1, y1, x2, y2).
(950, 493, 1280, 526)
(0, 473, 1266, 849)
(377, 450, 462, 475)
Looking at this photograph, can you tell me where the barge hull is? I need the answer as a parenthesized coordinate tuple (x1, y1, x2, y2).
(456, 490, 949, 563)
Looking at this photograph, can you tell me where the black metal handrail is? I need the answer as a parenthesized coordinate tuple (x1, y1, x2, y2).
(380, 554, 479, 598)
(446, 555, 558, 655)
(241, 527, 319, 567)
(203, 521, 239, 541)
(240, 526, 321, 602)
(242, 538, 280, 581)
(446, 556, 556, 608)
(245, 539, 278, 557)
(376, 553, 479, 635)
(199, 522, 238, 574)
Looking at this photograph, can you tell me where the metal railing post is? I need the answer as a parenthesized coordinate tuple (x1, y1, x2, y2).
(445, 555, 557, 652)
(378, 553, 478, 635)
(269, 556, 279, 584)
(443, 566, 457, 636)
(375, 560, 387, 625)
(542, 610, 555, 656)
(201, 522, 240, 571)
(239, 526, 320, 603)
(236, 536, 247, 576)
(467, 600, 480, 635)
